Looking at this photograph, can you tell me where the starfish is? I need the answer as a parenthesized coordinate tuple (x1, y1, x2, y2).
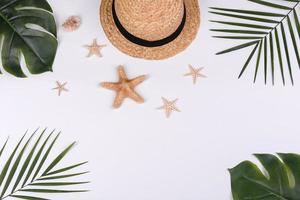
(52, 81, 68, 96)
(184, 65, 206, 84)
(101, 66, 147, 109)
(158, 97, 180, 118)
(84, 39, 106, 57)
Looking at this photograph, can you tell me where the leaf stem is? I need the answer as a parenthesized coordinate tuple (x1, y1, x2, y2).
(264, 1, 299, 38)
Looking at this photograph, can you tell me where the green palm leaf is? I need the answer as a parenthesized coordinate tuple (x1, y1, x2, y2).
(0, 129, 89, 200)
(254, 40, 263, 82)
(10, 195, 50, 200)
(230, 153, 300, 200)
(0, 132, 35, 197)
(37, 172, 90, 181)
(0, 0, 57, 77)
(294, 10, 300, 38)
(210, 0, 300, 85)
(12, 129, 45, 192)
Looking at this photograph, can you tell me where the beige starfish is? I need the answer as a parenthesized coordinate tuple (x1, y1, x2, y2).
(84, 39, 106, 57)
(184, 65, 206, 84)
(158, 97, 180, 118)
(52, 81, 68, 96)
(101, 66, 147, 109)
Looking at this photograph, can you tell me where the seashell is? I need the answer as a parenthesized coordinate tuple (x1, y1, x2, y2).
(62, 16, 81, 32)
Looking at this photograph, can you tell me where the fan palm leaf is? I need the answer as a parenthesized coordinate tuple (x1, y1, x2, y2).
(210, 0, 300, 85)
(0, 128, 89, 200)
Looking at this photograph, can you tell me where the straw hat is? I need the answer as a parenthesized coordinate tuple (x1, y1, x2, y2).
(100, 0, 200, 60)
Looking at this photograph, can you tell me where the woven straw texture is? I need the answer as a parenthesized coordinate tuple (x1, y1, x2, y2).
(100, 0, 200, 60)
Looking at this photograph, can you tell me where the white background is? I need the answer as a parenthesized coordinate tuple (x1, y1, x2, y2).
(1, 0, 300, 199)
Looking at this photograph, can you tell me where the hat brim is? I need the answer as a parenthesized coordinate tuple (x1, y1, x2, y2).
(100, 0, 200, 60)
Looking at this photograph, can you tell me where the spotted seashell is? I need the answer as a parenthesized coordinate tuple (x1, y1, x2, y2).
(62, 16, 81, 32)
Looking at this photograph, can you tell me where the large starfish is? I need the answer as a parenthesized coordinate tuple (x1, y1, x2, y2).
(101, 66, 147, 108)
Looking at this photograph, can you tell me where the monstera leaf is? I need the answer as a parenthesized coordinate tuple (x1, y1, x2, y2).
(230, 153, 300, 200)
(210, 0, 300, 85)
(0, 0, 57, 77)
(0, 129, 89, 200)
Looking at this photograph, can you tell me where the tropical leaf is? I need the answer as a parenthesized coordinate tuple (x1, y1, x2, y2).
(0, 0, 57, 77)
(0, 128, 89, 200)
(210, 0, 300, 85)
(230, 153, 300, 200)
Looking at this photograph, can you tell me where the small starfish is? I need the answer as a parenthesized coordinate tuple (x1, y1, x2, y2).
(158, 97, 180, 118)
(52, 81, 68, 96)
(101, 66, 147, 109)
(84, 39, 106, 57)
(184, 65, 206, 84)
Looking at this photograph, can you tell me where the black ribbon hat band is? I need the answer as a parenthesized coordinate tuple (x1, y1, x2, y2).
(112, 0, 187, 48)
